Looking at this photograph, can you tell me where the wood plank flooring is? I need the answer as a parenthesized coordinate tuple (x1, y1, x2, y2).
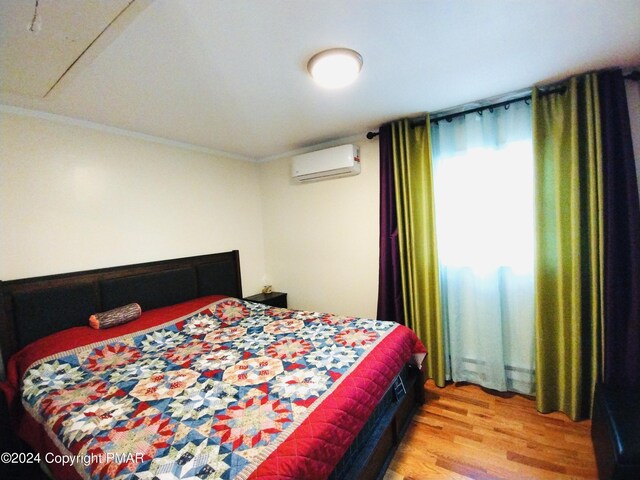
(385, 380, 598, 479)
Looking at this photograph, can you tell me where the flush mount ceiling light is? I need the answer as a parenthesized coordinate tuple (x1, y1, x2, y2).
(307, 48, 363, 89)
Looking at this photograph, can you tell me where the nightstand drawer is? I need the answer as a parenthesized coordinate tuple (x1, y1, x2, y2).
(244, 292, 287, 308)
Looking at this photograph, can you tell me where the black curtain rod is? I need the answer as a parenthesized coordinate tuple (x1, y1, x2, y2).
(366, 86, 569, 139)
(366, 93, 530, 139)
(367, 71, 640, 139)
(428, 91, 534, 125)
(624, 70, 640, 81)
(366, 130, 380, 139)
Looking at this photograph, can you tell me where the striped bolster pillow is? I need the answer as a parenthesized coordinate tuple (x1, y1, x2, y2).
(89, 303, 142, 329)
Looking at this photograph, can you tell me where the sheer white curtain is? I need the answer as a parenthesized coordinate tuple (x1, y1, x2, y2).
(431, 101, 535, 394)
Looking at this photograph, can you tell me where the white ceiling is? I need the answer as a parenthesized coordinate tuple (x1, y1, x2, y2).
(1, 0, 639, 161)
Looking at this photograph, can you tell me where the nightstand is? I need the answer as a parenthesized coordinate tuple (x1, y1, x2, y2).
(244, 292, 287, 308)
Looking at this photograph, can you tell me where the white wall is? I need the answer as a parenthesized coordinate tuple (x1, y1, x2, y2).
(0, 111, 266, 295)
(0, 110, 380, 320)
(259, 140, 380, 318)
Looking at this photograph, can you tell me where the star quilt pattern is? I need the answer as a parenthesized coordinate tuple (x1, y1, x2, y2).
(19, 298, 415, 479)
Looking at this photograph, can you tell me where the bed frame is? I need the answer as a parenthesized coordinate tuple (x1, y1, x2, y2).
(0, 250, 423, 480)
(0, 250, 242, 365)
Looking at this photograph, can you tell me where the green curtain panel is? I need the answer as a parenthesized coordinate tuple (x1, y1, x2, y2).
(532, 74, 604, 421)
(391, 118, 446, 386)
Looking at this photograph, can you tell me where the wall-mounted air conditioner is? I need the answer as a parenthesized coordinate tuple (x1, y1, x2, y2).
(291, 144, 360, 182)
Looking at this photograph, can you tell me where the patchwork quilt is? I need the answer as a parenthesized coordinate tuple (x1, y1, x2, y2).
(10, 298, 425, 480)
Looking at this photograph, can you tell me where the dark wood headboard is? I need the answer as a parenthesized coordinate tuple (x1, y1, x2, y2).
(0, 250, 242, 365)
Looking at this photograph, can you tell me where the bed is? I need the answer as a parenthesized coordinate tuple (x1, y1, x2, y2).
(0, 250, 426, 479)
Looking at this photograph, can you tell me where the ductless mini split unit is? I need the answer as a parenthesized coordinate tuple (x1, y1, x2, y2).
(291, 144, 361, 182)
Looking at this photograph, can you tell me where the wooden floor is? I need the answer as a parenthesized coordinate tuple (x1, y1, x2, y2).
(385, 380, 599, 480)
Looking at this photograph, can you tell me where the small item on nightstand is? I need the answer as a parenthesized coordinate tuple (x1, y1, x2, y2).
(262, 285, 273, 294)
(244, 291, 287, 308)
